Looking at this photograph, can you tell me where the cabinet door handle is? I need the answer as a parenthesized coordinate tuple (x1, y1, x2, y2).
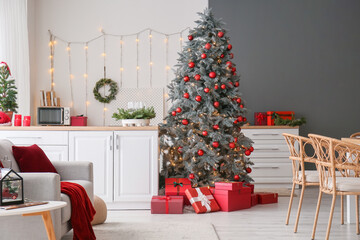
(116, 135, 119, 150)
(252, 133, 279, 136)
(110, 136, 113, 151)
(253, 166, 280, 169)
(256, 148, 280, 151)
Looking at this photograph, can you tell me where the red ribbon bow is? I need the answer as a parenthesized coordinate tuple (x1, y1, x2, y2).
(0, 62, 11, 75)
(256, 113, 266, 124)
(154, 196, 171, 214)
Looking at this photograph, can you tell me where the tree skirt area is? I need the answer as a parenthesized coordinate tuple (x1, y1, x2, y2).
(62, 221, 219, 240)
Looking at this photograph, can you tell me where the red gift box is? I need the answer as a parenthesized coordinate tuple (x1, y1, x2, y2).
(254, 112, 267, 125)
(215, 181, 243, 191)
(71, 116, 88, 126)
(151, 196, 184, 214)
(211, 186, 251, 212)
(165, 178, 192, 205)
(244, 183, 254, 193)
(185, 187, 220, 214)
(257, 192, 278, 204)
(267, 111, 294, 126)
(251, 193, 258, 206)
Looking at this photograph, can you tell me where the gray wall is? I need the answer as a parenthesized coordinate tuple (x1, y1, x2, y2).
(210, 0, 360, 139)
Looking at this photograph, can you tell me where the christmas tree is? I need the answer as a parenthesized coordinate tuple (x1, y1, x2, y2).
(159, 9, 254, 187)
(0, 63, 18, 112)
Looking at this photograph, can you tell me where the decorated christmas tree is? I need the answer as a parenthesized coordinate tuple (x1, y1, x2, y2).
(159, 9, 254, 187)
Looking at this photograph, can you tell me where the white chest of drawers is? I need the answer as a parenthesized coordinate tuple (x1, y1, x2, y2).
(242, 126, 299, 188)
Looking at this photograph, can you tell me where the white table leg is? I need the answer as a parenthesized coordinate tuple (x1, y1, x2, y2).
(346, 195, 356, 223)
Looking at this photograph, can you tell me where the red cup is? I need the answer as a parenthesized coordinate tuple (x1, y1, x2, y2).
(23, 116, 31, 126)
(14, 114, 22, 126)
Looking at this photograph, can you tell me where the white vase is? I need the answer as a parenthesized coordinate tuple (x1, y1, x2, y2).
(121, 119, 150, 127)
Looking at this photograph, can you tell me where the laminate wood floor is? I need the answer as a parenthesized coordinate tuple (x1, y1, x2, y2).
(107, 187, 360, 240)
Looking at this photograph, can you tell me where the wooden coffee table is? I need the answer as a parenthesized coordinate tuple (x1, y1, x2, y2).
(0, 201, 66, 240)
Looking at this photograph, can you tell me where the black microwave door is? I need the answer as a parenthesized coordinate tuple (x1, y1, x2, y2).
(38, 108, 62, 125)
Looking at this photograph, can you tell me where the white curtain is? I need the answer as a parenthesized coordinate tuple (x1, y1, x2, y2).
(0, 0, 30, 115)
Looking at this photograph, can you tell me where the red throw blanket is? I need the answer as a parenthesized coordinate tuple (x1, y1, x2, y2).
(61, 182, 96, 240)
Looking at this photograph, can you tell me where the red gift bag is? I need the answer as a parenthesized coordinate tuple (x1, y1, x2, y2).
(185, 187, 220, 214)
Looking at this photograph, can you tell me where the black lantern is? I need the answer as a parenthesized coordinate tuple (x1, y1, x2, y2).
(0, 168, 24, 206)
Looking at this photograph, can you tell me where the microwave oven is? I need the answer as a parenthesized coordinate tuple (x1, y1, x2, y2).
(37, 107, 71, 125)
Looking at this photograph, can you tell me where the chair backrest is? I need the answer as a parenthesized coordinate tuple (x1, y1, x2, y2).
(283, 133, 316, 183)
(309, 134, 360, 193)
(350, 132, 360, 138)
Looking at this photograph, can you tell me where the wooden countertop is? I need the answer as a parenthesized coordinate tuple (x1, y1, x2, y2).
(0, 125, 298, 131)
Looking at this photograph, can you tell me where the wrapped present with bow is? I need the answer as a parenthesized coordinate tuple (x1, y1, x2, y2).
(165, 178, 192, 205)
(151, 196, 184, 214)
(254, 112, 267, 125)
(185, 187, 220, 214)
(267, 111, 294, 126)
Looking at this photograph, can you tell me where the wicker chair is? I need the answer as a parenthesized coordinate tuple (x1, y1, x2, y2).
(309, 134, 360, 240)
(350, 132, 360, 139)
(283, 133, 318, 233)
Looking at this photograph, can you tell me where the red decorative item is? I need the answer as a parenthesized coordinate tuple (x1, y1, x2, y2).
(226, 61, 232, 67)
(212, 141, 219, 148)
(172, 111, 176, 116)
(215, 182, 244, 191)
(237, 116, 243, 122)
(257, 192, 278, 204)
(151, 196, 184, 214)
(189, 173, 195, 179)
(70, 116, 87, 126)
(251, 193, 258, 206)
(231, 67, 236, 73)
(267, 111, 294, 126)
(183, 76, 190, 82)
(23, 116, 31, 127)
(221, 84, 226, 89)
(246, 167, 252, 173)
(195, 95, 202, 102)
(233, 71, 236, 76)
(176, 107, 182, 113)
(240, 104, 244, 109)
(188, 62, 195, 68)
(227, 44, 232, 50)
(245, 150, 251, 156)
(0, 111, 11, 125)
(254, 112, 267, 126)
(185, 187, 220, 214)
(234, 82, 239, 87)
(209, 72, 216, 78)
(204, 88, 210, 93)
(243, 117, 247, 122)
(234, 175, 240, 181)
(205, 43, 211, 50)
(214, 85, 219, 90)
(250, 146, 254, 152)
(14, 114, 22, 126)
(211, 185, 251, 212)
(194, 74, 201, 81)
(197, 149, 204, 156)
(188, 35, 193, 41)
(229, 142, 235, 149)
(182, 119, 189, 125)
(217, 31, 224, 38)
(234, 137, 238, 142)
(213, 124, 219, 130)
(244, 183, 254, 193)
(213, 101, 219, 108)
(202, 131, 208, 136)
(236, 98, 241, 103)
(165, 178, 192, 205)
(229, 53, 234, 59)
(178, 146, 183, 153)
(220, 54, 224, 58)
(201, 53, 207, 59)
(233, 120, 238, 124)
(183, 93, 189, 99)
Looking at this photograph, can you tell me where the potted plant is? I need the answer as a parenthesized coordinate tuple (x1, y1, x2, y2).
(112, 106, 156, 126)
(0, 63, 18, 119)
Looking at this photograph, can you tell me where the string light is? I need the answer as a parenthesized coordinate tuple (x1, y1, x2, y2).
(84, 42, 89, 116)
(120, 36, 123, 88)
(67, 42, 74, 107)
(149, 29, 153, 88)
(136, 34, 139, 88)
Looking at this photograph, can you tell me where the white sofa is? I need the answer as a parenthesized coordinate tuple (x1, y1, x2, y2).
(0, 139, 94, 240)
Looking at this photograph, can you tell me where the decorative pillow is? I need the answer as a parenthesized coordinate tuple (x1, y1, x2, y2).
(12, 144, 58, 173)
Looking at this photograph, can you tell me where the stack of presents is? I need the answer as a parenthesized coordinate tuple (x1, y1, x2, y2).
(151, 178, 278, 214)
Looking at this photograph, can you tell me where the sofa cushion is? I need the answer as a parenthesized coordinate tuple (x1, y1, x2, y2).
(12, 144, 57, 173)
(60, 180, 94, 223)
(0, 139, 20, 172)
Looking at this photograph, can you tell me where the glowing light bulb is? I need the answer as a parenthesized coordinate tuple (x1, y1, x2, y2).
(48, 42, 53, 46)
(120, 40, 124, 45)
(66, 47, 70, 51)
(104, 107, 107, 111)
(53, 41, 57, 45)
(70, 74, 74, 79)
(166, 66, 170, 70)
(83, 74, 88, 78)
(136, 66, 140, 70)
(49, 55, 53, 59)
(149, 62, 153, 66)
(179, 37, 183, 41)
(84, 46, 88, 50)
(120, 68, 124, 71)
(164, 38, 168, 43)
(86, 101, 90, 105)
(149, 34, 152, 38)
(51, 82, 55, 86)
(102, 53, 106, 57)
(136, 38, 140, 42)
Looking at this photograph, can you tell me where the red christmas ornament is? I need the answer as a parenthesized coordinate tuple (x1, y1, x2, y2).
(204, 87, 210, 93)
(213, 101, 220, 108)
(202, 131, 208, 136)
(188, 62, 195, 68)
(229, 53, 234, 59)
(234, 137, 238, 142)
(233, 71, 236, 76)
(229, 142, 235, 149)
(176, 107, 182, 113)
(236, 98, 241, 103)
(220, 54, 224, 58)
(243, 117, 247, 122)
(182, 119, 189, 125)
(246, 167, 252, 173)
(188, 35, 193, 41)
(250, 146, 254, 152)
(240, 104, 244, 109)
(209, 72, 216, 78)
(183, 76, 190, 82)
(231, 67, 236, 72)
(235, 82, 239, 87)
(234, 175, 240, 181)
(234, 120, 238, 124)
(205, 43, 211, 50)
(226, 61, 232, 67)
(213, 124, 219, 130)
(197, 149, 204, 156)
(221, 84, 226, 89)
(245, 150, 251, 156)
(237, 116, 243, 122)
(227, 44, 232, 50)
(171, 111, 176, 116)
(217, 31, 224, 38)
(183, 93, 189, 99)
(195, 95, 202, 102)
(212, 141, 219, 148)
(229, 82, 233, 86)
(178, 146, 183, 153)
(194, 74, 201, 81)
(214, 85, 219, 90)
(189, 173, 195, 179)
(201, 53, 207, 59)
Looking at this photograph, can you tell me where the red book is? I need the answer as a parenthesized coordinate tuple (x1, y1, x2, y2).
(251, 193, 258, 206)
(211, 186, 251, 212)
(151, 196, 184, 214)
(185, 187, 220, 214)
(165, 178, 192, 205)
(257, 192, 278, 204)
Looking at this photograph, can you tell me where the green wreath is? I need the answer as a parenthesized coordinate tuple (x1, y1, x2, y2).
(93, 78, 118, 103)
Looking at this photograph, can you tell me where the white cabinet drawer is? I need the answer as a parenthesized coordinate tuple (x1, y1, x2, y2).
(251, 157, 290, 163)
(39, 146, 68, 161)
(0, 131, 68, 145)
(242, 128, 298, 140)
(251, 163, 292, 177)
(251, 144, 290, 158)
